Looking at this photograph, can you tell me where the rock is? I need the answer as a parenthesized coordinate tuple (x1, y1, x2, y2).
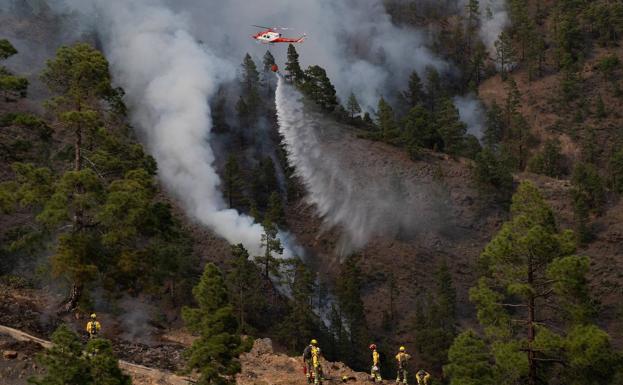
(3, 350, 18, 359)
(250, 338, 273, 355)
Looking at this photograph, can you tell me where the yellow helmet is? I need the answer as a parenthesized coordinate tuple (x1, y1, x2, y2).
(90, 313, 97, 319)
(399, 346, 406, 352)
(311, 339, 318, 345)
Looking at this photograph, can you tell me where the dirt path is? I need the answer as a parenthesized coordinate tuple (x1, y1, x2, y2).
(0, 325, 193, 385)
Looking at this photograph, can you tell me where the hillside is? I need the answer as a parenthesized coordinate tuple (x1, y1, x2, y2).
(2, 0, 623, 385)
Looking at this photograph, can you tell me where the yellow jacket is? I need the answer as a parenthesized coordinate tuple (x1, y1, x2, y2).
(372, 350, 380, 366)
(395, 352, 410, 367)
(86, 321, 101, 335)
(311, 346, 321, 368)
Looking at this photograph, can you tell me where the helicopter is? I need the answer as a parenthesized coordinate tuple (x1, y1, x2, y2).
(250, 25, 306, 44)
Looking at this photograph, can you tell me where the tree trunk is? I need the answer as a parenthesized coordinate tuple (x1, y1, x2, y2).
(239, 286, 245, 333)
(527, 254, 537, 385)
(74, 126, 82, 171)
(58, 283, 83, 314)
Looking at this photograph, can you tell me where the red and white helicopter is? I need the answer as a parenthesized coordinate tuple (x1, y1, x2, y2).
(250, 25, 306, 44)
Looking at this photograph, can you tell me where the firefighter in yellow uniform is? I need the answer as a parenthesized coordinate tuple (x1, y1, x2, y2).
(395, 346, 411, 384)
(85, 313, 101, 339)
(303, 339, 317, 383)
(369, 344, 382, 382)
(415, 370, 431, 385)
(311, 342, 323, 385)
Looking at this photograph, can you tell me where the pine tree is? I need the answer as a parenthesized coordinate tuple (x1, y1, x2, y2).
(554, 10, 584, 69)
(483, 102, 505, 149)
(241, 53, 260, 93)
(84, 339, 132, 385)
(223, 154, 244, 209)
(571, 162, 605, 214)
(469, 181, 612, 385)
(444, 330, 495, 385)
(404, 70, 424, 107)
(301, 65, 338, 112)
(261, 50, 276, 95)
(465, 0, 480, 56)
(227, 244, 266, 334)
(266, 191, 286, 227)
(41, 43, 114, 172)
(424, 67, 443, 113)
(346, 92, 362, 120)
(278, 259, 317, 352)
(29, 324, 90, 385)
(40, 43, 119, 311)
(402, 105, 438, 150)
(376, 97, 397, 141)
(212, 96, 231, 134)
(413, 261, 458, 371)
(285, 44, 304, 83)
(30, 325, 131, 385)
(182, 263, 242, 385)
(262, 50, 276, 72)
(470, 41, 487, 87)
(503, 78, 533, 169)
(37, 168, 105, 311)
(0, 39, 28, 101)
(504, 77, 521, 128)
(258, 218, 283, 279)
(473, 147, 514, 202)
(494, 30, 515, 79)
(336, 255, 369, 371)
(240, 54, 260, 118)
(436, 98, 467, 156)
(251, 157, 279, 210)
(0, 39, 18, 59)
(528, 139, 565, 177)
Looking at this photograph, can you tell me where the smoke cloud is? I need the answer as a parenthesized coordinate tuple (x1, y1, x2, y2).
(276, 76, 451, 253)
(453, 94, 486, 141)
(165, 0, 448, 111)
(473, 0, 509, 53)
(39, 0, 489, 254)
(47, 0, 282, 257)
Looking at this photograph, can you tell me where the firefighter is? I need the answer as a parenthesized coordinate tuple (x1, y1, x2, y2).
(415, 370, 431, 385)
(303, 339, 316, 383)
(395, 346, 411, 384)
(85, 313, 101, 339)
(312, 343, 323, 385)
(369, 343, 382, 382)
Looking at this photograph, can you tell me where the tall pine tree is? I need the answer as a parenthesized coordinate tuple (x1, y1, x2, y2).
(183, 263, 242, 385)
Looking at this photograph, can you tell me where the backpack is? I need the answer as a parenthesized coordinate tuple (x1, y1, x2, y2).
(303, 345, 312, 360)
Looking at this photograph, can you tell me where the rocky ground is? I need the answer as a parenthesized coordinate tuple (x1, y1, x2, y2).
(0, 333, 44, 385)
(0, 283, 188, 372)
(237, 338, 374, 385)
(0, 322, 380, 385)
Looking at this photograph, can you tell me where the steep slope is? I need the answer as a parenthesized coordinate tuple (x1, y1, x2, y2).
(276, 79, 507, 352)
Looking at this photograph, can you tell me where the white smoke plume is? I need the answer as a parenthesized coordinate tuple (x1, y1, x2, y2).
(165, 0, 448, 111)
(42, 0, 484, 254)
(48, 0, 282, 257)
(276, 76, 451, 253)
(475, 0, 509, 53)
(453, 94, 486, 141)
